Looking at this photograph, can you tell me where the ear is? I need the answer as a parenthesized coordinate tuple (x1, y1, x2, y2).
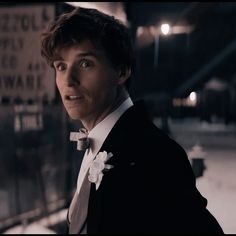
(117, 68, 131, 85)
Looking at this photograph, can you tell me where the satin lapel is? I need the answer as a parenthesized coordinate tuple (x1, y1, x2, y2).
(67, 190, 79, 224)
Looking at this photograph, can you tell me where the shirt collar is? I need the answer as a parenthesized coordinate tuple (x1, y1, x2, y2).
(88, 97, 133, 156)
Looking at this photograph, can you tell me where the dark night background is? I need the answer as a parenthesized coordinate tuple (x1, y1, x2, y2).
(0, 2, 236, 234)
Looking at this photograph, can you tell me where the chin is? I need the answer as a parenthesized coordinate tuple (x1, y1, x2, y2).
(69, 114, 82, 120)
(64, 106, 85, 120)
(66, 111, 83, 120)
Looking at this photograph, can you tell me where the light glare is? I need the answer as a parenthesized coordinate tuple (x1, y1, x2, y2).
(190, 92, 197, 102)
(161, 23, 170, 35)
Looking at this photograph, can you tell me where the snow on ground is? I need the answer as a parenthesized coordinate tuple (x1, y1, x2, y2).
(3, 209, 67, 234)
(165, 118, 236, 234)
(196, 149, 236, 234)
(4, 224, 56, 234)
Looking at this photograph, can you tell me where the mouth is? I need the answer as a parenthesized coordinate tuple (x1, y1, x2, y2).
(65, 95, 84, 101)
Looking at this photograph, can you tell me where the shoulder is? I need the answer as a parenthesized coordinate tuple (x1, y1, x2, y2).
(123, 117, 196, 182)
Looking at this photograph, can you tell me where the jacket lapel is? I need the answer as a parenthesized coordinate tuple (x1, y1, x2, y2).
(86, 100, 148, 233)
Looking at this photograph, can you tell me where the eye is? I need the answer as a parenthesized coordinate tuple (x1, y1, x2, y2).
(80, 59, 92, 69)
(54, 62, 67, 71)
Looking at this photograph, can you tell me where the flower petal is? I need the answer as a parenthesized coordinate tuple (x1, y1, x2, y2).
(88, 174, 97, 183)
(88, 151, 114, 189)
(104, 164, 114, 170)
(95, 173, 104, 190)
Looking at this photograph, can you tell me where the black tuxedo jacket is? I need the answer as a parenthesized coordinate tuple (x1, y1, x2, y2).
(73, 100, 224, 234)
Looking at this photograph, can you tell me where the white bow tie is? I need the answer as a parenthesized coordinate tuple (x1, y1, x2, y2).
(70, 128, 89, 151)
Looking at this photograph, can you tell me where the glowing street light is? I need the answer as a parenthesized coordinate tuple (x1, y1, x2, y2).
(136, 22, 194, 68)
(188, 91, 197, 106)
(154, 23, 171, 67)
(161, 23, 170, 35)
(190, 91, 197, 102)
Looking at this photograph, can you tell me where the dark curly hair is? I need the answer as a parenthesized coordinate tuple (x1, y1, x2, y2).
(40, 7, 135, 90)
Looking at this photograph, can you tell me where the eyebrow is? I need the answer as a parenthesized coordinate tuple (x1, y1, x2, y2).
(54, 52, 99, 62)
(75, 52, 99, 59)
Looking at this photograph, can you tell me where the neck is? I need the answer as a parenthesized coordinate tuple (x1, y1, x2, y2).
(82, 88, 129, 131)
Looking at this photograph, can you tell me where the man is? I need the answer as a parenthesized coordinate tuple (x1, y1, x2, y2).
(40, 7, 223, 234)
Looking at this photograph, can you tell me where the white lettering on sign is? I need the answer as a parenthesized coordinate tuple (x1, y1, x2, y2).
(0, 4, 55, 101)
(14, 114, 43, 132)
(0, 74, 43, 90)
(14, 104, 43, 132)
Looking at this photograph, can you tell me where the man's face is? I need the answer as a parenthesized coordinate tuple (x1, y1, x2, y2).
(53, 40, 120, 121)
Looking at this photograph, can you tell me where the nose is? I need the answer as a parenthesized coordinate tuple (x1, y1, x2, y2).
(65, 66, 80, 87)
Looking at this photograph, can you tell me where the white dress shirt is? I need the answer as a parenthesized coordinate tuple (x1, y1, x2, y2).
(76, 97, 133, 195)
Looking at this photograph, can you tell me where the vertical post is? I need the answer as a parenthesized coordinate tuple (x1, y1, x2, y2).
(186, 32, 190, 50)
(14, 149, 21, 216)
(154, 33, 159, 68)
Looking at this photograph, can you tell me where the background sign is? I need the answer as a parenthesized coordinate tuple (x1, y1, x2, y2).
(0, 4, 55, 101)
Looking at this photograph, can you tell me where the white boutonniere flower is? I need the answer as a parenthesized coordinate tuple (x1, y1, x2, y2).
(88, 151, 114, 190)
